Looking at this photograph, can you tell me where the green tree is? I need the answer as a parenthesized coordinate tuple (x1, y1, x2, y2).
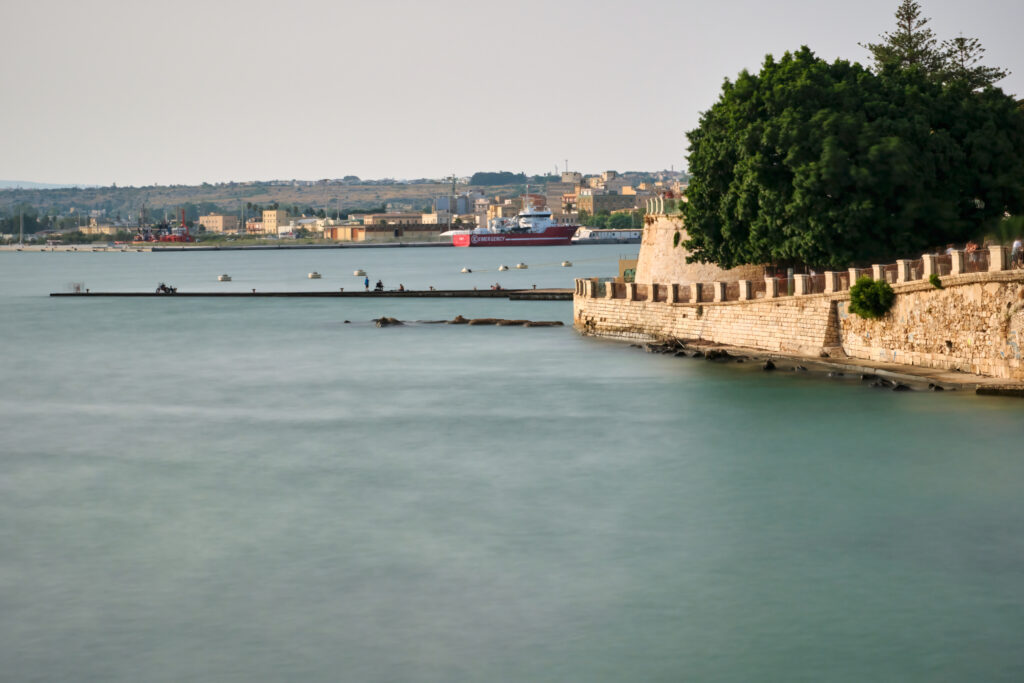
(608, 212, 636, 229)
(682, 47, 1024, 269)
(860, 0, 946, 77)
(942, 34, 1010, 90)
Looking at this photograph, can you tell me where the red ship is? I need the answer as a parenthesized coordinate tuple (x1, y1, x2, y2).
(452, 204, 578, 247)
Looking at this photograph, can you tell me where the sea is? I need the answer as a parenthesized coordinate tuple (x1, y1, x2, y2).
(1, 245, 1023, 682)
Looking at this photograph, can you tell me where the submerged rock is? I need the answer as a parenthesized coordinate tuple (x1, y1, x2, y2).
(374, 316, 404, 327)
(892, 384, 912, 392)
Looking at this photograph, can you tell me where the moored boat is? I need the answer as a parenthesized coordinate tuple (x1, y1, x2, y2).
(453, 200, 577, 247)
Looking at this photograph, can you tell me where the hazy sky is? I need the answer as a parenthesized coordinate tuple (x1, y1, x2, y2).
(1, 0, 1021, 185)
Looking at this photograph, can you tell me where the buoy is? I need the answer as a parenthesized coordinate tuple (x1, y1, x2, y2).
(498, 265, 509, 271)
(217, 274, 232, 282)
(516, 263, 528, 269)
(353, 269, 366, 276)
(561, 261, 572, 267)
(461, 267, 472, 273)
(308, 272, 322, 279)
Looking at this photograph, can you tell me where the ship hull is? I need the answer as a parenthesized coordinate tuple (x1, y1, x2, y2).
(453, 226, 577, 247)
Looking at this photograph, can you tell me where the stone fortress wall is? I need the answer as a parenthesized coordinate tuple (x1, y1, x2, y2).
(575, 217, 1024, 380)
(634, 215, 764, 285)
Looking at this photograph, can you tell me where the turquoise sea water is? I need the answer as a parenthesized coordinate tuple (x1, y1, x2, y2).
(1, 247, 1023, 682)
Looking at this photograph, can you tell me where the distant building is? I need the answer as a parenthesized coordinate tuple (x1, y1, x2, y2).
(561, 171, 583, 184)
(435, 192, 483, 215)
(323, 224, 445, 242)
(262, 209, 289, 235)
(421, 211, 452, 225)
(198, 213, 240, 233)
(362, 212, 423, 226)
(244, 219, 265, 235)
(486, 199, 522, 222)
(80, 224, 122, 236)
(293, 217, 322, 236)
(577, 193, 637, 215)
(545, 181, 579, 218)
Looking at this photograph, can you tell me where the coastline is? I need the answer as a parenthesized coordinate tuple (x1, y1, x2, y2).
(619, 336, 1024, 397)
(0, 241, 455, 252)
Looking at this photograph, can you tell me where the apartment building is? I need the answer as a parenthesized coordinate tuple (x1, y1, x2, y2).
(198, 213, 240, 233)
(262, 209, 289, 235)
(576, 193, 637, 215)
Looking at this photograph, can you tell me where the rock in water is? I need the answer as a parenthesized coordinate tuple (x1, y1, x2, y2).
(892, 384, 911, 392)
(762, 360, 776, 371)
(448, 315, 468, 325)
(374, 316, 404, 327)
(794, 365, 808, 372)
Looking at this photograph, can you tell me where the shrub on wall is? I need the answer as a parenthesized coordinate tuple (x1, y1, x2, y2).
(849, 276, 895, 319)
(929, 273, 943, 289)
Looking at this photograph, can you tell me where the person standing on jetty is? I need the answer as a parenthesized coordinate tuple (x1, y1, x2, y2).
(364, 276, 369, 291)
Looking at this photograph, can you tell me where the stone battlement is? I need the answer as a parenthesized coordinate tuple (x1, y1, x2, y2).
(575, 245, 1024, 380)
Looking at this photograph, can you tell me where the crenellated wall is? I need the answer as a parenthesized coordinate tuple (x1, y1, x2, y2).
(574, 271, 1024, 380)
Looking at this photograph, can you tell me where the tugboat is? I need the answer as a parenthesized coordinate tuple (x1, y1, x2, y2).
(452, 195, 577, 247)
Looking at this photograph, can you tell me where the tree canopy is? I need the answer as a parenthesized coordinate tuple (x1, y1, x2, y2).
(681, 47, 1024, 269)
(943, 35, 1011, 91)
(861, 0, 1009, 89)
(861, 0, 946, 76)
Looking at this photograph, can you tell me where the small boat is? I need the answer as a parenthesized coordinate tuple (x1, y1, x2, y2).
(353, 269, 366, 276)
(498, 265, 509, 271)
(218, 274, 232, 282)
(461, 267, 472, 273)
(308, 272, 322, 279)
(516, 263, 528, 269)
(561, 261, 572, 267)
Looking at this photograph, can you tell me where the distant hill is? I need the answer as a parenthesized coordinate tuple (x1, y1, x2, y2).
(0, 180, 91, 189)
(0, 180, 524, 221)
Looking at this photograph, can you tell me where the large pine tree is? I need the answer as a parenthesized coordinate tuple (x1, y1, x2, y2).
(860, 0, 946, 76)
(861, 1, 1008, 89)
(942, 35, 1011, 91)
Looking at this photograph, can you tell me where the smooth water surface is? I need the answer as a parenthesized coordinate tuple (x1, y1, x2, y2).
(1, 248, 1023, 682)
